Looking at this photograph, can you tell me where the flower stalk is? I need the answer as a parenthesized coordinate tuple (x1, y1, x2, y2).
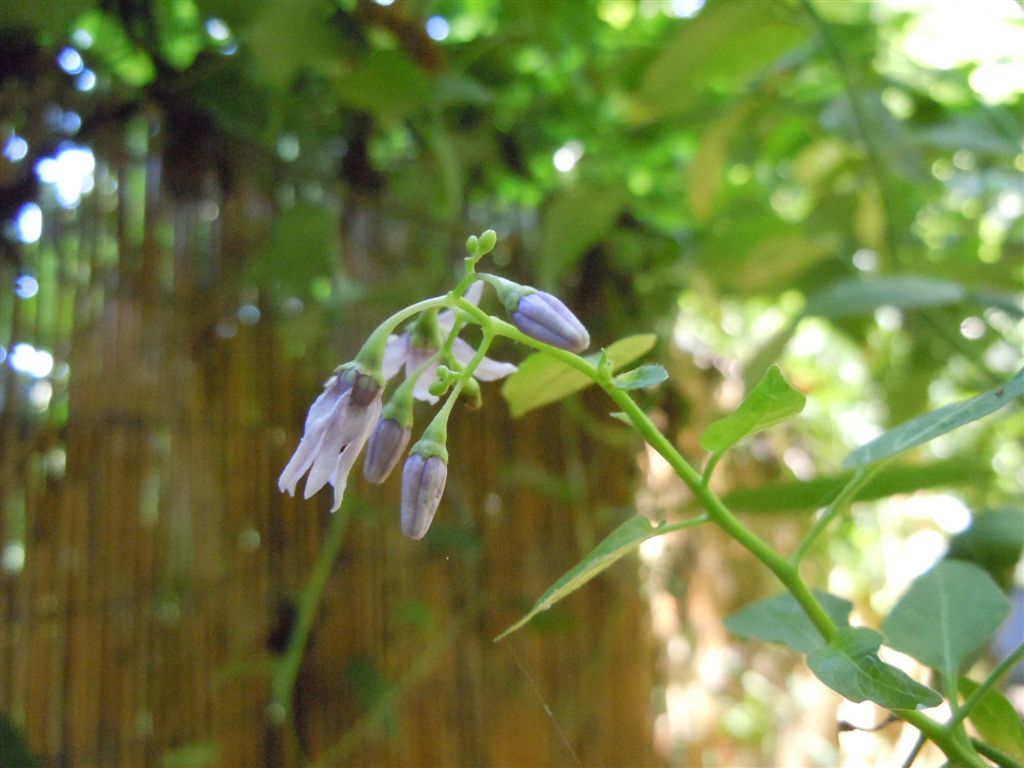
(277, 229, 989, 768)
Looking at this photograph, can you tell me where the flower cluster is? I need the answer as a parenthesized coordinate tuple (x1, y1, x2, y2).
(279, 231, 592, 539)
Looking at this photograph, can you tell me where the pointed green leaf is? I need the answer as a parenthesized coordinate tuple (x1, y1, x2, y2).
(958, 678, 1024, 764)
(844, 368, 1024, 467)
(882, 560, 1009, 674)
(719, 457, 991, 513)
(538, 188, 625, 288)
(495, 516, 661, 640)
(501, 334, 656, 418)
(725, 591, 853, 653)
(630, 1, 806, 123)
(700, 366, 806, 454)
(807, 627, 942, 709)
(947, 508, 1024, 589)
(612, 364, 668, 391)
(804, 276, 967, 317)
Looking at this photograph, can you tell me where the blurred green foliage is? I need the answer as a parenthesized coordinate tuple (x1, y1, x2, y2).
(1, 0, 1021, 759)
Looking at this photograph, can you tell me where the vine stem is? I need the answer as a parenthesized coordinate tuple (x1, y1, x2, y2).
(456, 298, 990, 768)
(270, 500, 353, 737)
(952, 640, 1024, 730)
(454, 299, 840, 640)
(790, 465, 879, 565)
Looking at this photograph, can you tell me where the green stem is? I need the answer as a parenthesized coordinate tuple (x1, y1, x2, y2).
(897, 709, 990, 768)
(271, 502, 353, 723)
(459, 299, 986, 767)
(357, 295, 449, 370)
(973, 738, 1023, 768)
(952, 640, 1024, 729)
(791, 465, 879, 565)
(656, 514, 711, 535)
(701, 452, 724, 484)
(457, 299, 840, 640)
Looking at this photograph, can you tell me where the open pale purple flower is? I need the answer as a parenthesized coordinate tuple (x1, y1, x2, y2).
(278, 365, 382, 511)
(382, 281, 517, 403)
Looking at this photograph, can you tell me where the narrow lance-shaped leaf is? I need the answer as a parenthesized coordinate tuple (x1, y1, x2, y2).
(719, 457, 990, 514)
(502, 334, 656, 418)
(882, 560, 1009, 676)
(807, 627, 942, 709)
(725, 591, 853, 653)
(700, 365, 806, 454)
(804, 275, 967, 318)
(496, 516, 664, 641)
(958, 678, 1024, 764)
(845, 367, 1024, 468)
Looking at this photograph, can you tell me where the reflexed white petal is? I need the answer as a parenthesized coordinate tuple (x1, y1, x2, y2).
(464, 280, 484, 306)
(329, 397, 382, 510)
(278, 430, 323, 495)
(403, 346, 434, 379)
(451, 338, 517, 381)
(473, 356, 518, 381)
(413, 365, 440, 404)
(279, 388, 351, 495)
(304, 375, 347, 430)
(303, 393, 377, 498)
(304, 413, 352, 498)
(382, 335, 408, 380)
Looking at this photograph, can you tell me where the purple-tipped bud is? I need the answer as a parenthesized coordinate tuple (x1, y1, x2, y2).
(350, 368, 383, 407)
(512, 292, 590, 353)
(400, 453, 448, 540)
(363, 417, 412, 484)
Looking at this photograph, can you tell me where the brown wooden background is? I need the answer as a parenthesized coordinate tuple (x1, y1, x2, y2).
(0, 119, 661, 767)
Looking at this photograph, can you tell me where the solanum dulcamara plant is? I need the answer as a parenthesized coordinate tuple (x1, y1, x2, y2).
(276, 231, 1024, 768)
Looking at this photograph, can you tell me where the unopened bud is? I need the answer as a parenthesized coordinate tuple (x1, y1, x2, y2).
(400, 452, 448, 539)
(363, 417, 412, 484)
(460, 377, 482, 409)
(512, 291, 590, 353)
(477, 229, 497, 254)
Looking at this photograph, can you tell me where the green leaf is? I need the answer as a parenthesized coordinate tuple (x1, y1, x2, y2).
(947, 508, 1024, 589)
(630, 1, 806, 123)
(804, 276, 967, 318)
(248, 203, 336, 298)
(719, 458, 991, 514)
(882, 560, 1009, 674)
(700, 366, 806, 454)
(537, 188, 624, 289)
(0, 714, 43, 768)
(612, 364, 668, 391)
(245, 0, 341, 90)
(333, 50, 434, 121)
(807, 627, 942, 709)
(501, 334, 656, 418)
(725, 591, 853, 653)
(958, 678, 1024, 764)
(495, 516, 661, 640)
(690, 100, 755, 222)
(844, 368, 1024, 467)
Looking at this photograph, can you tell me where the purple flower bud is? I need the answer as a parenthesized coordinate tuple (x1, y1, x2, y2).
(350, 368, 383, 407)
(363, 417, 412, 484)
(400, 453, 448, 540)
(512, 292, 590, 353)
